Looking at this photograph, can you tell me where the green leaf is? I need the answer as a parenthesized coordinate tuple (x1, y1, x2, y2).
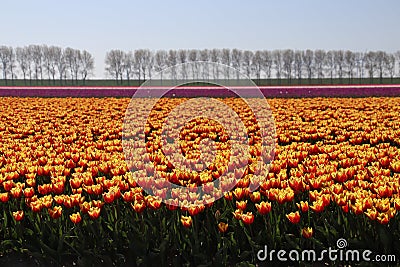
(236, 261, 255, 267)
(239, 250, 252, 260)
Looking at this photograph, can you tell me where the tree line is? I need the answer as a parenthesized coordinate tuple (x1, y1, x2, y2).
(1, 45, 400, 84)
(105, 49, 400, 84)
(0, 45, 94, 84)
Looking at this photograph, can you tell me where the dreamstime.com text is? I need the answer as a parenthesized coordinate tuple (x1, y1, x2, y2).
(257, 238, 396, 263)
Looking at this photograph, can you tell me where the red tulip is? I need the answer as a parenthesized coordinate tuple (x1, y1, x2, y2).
(0, 192, 9, 202)
(12, 210, 24, 221)
(88, 206, 101, 220)
(286, 211, 300, 224)
(302, 227, 313, 238)
(181, 215, 192, 228)
(241, 212, 255, 225)
(218, 222, 228, 233)
(70, 212, 82, 224)
(255, 201, 272, 215)
(48, 206, 63, 219)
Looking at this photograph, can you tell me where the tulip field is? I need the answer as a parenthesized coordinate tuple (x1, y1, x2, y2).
(1, 93, 400, 265)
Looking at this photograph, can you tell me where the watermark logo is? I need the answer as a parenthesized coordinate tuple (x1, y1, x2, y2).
(336, 238, 347, 249)
(257, 238, 396, 263)
(122, 62, 276, 208)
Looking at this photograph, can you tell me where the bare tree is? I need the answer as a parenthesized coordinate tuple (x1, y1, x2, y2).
(354, 52, 364, 82)
(42, 45, 52, 81)
(242, 50, 253, 78)
(384, 53, 395, 83)
(334, 50, 345, 82)
(199, 49, 210, 80)
(64, 47, 75, 80)
(221, 49, 231, 79)
(62, 47, 84, 82)
(344, 50, 356, 83)
(54, 47, 66, 83)
(134, 49, 144, 81)
(0, 46, 12, 83)
(375, 51, 387, 82)
(80, 50, 94, 83)
(154, 50, 167, 81)
(364, 51, 376, 82)
(325, 51, 336, 83)
(71, 49, 82, 83)
(273, 50, 283, 83)
(293, 50, 303, 83)
(252, 50, 263, 81)
(178, 49, 188, 80)
(167, 49, 177, 80)
(141, 49, 151, 81)
(43, 45, 59, 82)
(314, 49, 326, 82)
(188, 49, 198, 79)
(105, 49, 124, 83)
(282, 49, 294, 83)
(210, 48, 221, 79)
(29, 45, 43, 82)
(302, 49, 314, 82)
(9, 47, 16, 82)
(122, 51, 134, 83)
(262, 50, 273, 81)
(16, 47, 30, 83)
(146, 51, 154, 80)
(47, 46, 58, 83)
(231, 48, 242, 79)
(395, 51, 400, 77)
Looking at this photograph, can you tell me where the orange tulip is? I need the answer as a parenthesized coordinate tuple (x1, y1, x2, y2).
(103, 191, 116, 204)
(12, 210, 24, 221)
(91, 184, 103, 195)
(233, 187, 246, 200)
(0, 192, 9, 203)
(286, 211, 300, 224)
(30, 201, 43, 213)
(301, 227, 313, 238)
(122, 191, 134, 202)
(10, 187, 23, 198)
(341, 204, 349, 213)
(250, 191, 261, 203)
(79, 202, 91, 213)
(232, 209, 243, 220)
(310, 200, 325, 213)
(147, 197, 162, 210)
(131, 201, 146, 213)
(255, 201, 272, 215)
(48, 206, 63, 219)
(91, 200, 104, 208)
(296, 201, 309, 213)
(69, 177, 82, 189)
(377, 213, 389, 225)
(218, 222, 228, 233)
(241, 212, 255, 225)
(289, 177, 303, 191)
(188, 204, 205, 216)
(364, 208, 378, 221)
(236, 200, 247, 211)
(224, 191, 233, 201)
(88, 206, 101, 220)
(70, 212, 82, 224)
(394, 198, 400, 211)
(181, 215, 192, 228)
(3, 180, 14, 191)
(23, 187, 35, 198)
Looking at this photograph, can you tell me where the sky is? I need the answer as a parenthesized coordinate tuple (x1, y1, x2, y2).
(2, 0, 399, 78)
